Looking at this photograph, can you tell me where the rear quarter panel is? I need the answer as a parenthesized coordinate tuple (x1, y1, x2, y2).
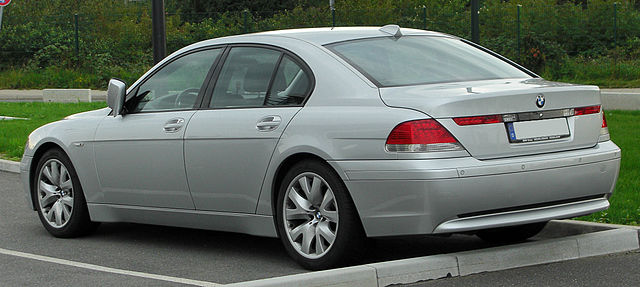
(252, 37, 435, 215)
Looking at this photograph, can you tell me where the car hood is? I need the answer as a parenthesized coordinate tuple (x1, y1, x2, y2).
(64, 107, 111, 120)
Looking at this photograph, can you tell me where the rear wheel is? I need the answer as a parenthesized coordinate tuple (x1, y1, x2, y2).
(276, 160, 365, 270)
(476, 222, 547, 244)
(33, 148, 98, 238)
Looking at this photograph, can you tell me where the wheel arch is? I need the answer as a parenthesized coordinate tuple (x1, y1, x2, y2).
(269, 152, 364, 238)
(28, 142, 67, 210)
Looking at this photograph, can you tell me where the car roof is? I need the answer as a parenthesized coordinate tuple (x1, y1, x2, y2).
(194, 26, 452, 47)
(128, 26, 451, 94)
(254, 26, 450, 45)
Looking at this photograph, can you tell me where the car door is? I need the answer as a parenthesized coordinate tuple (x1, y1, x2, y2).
(94, 48, 223, 209)
(184, 46, 314, 213)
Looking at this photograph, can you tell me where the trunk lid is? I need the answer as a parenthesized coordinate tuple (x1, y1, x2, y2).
(380, 78, 603, 159)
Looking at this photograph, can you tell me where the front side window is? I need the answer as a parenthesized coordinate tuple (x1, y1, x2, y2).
(327, 36, 530, 87)
(210, 47, 281, 108)
(129, 48, 222, 113)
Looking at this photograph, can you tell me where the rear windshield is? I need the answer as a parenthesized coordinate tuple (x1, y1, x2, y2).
(326, 36, 531, 87)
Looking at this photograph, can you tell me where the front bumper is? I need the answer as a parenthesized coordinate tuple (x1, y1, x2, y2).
(333, 141, 621, 237)
(20, 155, 34, 210)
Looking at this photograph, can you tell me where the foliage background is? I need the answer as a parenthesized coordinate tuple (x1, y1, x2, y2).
(0, 0, 639, 89)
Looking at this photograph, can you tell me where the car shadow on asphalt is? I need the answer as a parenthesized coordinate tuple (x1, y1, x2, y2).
(91, 222, 504, 267)
(90, 219, 597, 267)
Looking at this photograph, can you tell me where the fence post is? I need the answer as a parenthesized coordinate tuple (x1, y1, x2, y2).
(151, 0, 167, 64)
(471, 0, 480, 43)
(0, 7, 4, 32)
(74, 14, 79, 61)
(613, 2, 617, 48)
(517, 5, 521, 62)
(330, 0, 336, 28)
(422, 5, 427, 30)
(243, 10, 248, 34)
(613, 2, 618, 76)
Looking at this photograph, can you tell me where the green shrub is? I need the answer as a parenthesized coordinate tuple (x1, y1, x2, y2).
(28, 44, 74, 69)
(622, 37, 640, 59)
(1, 0, 639, 89)
(521, 34, 568, 75)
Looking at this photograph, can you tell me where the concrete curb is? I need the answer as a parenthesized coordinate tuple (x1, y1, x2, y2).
(456, 228, 638, 276)
(0, 89, 107, 102)
(601, 91, 640, 111)
(226, 221, 640, 287)
(0, 159, 20, 173)
(43, 89, 92, 103)
(226, 266, 378, 287)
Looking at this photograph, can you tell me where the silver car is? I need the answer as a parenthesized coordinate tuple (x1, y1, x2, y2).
(21, 25, 620, 270)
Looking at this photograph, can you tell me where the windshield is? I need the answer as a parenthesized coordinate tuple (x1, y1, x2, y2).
(327, 36, 532, 87)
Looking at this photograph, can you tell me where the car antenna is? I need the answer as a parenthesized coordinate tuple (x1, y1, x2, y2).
(379, 24, 403, 38)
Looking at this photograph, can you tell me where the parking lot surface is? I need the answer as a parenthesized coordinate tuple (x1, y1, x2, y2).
(1, 170, 500, 285)
(3, 170, 638, 286)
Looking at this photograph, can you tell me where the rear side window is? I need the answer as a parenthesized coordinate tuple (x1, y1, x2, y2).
(327, 36, 530, 87)
(266, 55, 311, 106)
(210, 47, 281, 108)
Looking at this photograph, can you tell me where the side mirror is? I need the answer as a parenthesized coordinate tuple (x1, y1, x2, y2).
(107, 78, 127, 117)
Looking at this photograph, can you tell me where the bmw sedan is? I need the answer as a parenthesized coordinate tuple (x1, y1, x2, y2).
(21, 25, 620, 270)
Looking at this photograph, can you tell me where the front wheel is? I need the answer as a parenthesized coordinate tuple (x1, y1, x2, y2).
(476, 222, 547, 244)
(33, 148, 98, 238)
(276, 160, 365, 270)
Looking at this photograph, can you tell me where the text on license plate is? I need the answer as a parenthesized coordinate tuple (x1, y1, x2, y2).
(506, 118, 570, 143)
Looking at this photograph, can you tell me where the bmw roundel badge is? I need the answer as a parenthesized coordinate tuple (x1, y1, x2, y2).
(536, 94, 545, 108)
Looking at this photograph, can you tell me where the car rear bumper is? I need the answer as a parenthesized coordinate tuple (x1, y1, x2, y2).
(333, 140, 621, 237)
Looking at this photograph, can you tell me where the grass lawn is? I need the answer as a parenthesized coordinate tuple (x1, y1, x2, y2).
(0, 102, 107, 161)
(542, 58, 640, 89)
(577, 110, 640, 225)
(0, 103, 637, 226)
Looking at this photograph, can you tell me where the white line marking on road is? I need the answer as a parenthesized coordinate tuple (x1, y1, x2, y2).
(0, 247, 221, 286)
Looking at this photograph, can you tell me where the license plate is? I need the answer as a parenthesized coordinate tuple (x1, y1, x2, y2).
(506, 118, 570, 143)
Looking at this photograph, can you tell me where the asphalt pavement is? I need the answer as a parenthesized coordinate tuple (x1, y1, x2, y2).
(2, 169, 639, 286)
(0, 170, 500, 286)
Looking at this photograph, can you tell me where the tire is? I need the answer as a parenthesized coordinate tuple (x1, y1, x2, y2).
(33, 148, 99, 238)
(276, 160, 366, 270)
(476, 222, 547, 244)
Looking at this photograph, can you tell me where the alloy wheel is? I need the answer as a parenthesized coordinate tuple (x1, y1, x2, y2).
(282, 172, 339, 259)
(37, 159, 74, 228)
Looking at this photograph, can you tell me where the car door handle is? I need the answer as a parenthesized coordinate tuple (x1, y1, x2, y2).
(256, 115, 282, 132)
(164, 118, 185, 133)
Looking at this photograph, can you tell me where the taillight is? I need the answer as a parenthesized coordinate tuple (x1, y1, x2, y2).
(599, 110, 609, 141)
(574, 105, 601, 115)
(386, 119, 464, 152)
(453, 115, 503, 126)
